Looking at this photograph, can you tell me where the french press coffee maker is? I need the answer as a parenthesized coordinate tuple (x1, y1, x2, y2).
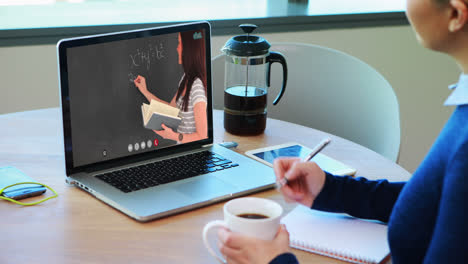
(222, 24, 288, 135)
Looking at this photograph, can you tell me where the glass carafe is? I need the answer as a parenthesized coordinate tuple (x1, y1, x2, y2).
(222, 24, 287, 135)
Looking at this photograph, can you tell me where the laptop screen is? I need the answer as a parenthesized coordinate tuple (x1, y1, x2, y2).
(58, 22, 213, 172)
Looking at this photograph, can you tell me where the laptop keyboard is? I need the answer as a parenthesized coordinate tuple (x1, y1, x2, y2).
(95, 151, 239, 193)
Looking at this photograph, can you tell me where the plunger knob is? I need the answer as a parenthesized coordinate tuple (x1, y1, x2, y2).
(239, 24, 257, 34)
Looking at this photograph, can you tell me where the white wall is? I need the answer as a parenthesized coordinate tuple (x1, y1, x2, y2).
(0, 25, 459, 173)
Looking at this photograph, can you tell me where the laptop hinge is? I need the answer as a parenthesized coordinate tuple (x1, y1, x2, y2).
(202, 143, 214, 148)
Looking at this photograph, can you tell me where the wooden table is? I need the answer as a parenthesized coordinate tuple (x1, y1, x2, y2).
(0, 108, 410, 264)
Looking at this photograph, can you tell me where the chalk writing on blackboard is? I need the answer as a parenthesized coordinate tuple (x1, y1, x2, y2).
(128, 41, 166, 82)
(128, 72, 138, 84)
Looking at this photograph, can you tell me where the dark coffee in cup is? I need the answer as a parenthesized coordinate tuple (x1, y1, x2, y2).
(237, 213, 269, 219)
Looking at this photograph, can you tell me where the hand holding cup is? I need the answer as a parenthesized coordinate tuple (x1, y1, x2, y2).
(202, 197, 284, 263)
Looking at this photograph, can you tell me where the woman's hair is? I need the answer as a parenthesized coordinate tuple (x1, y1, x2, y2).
(434, 0, 468, 5)
(176, 30, 207, 112)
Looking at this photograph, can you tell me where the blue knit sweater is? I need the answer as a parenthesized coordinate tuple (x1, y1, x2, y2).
(270, 105, 468, 264)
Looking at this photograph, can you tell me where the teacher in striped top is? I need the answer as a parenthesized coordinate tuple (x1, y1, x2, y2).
(134, 30, 208, 143)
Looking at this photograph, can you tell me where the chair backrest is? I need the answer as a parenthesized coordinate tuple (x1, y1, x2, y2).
(212, 43, 400, 162)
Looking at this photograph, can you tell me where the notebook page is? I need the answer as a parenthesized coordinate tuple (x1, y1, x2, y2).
(281, 205, 390, 264)
(149, 99, 180, 117)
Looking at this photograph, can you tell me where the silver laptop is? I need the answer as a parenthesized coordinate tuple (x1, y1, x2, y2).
(57, 21, 275, 222)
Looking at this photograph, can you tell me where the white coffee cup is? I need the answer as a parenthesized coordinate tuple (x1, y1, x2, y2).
(202, 197, 283, 263)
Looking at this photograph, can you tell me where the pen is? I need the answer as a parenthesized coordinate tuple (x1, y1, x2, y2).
(276, 138, 331, 189)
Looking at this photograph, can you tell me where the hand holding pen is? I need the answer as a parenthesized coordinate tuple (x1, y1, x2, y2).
(273, 138, 330, 207)
(276, 138, 330, 188)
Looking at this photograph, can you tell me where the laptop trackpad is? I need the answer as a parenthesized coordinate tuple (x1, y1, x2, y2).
(174, 175, 238, 201)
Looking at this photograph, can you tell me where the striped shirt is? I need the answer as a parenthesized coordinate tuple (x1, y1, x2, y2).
(176, 77, 207, 134)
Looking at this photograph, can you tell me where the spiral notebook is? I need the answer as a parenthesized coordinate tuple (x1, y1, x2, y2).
(281, 205, 390, 264)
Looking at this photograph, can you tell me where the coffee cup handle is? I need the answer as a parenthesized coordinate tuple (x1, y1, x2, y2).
(202, 220, 228, 264)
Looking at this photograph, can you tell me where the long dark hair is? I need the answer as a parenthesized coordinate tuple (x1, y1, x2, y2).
(176, 30, 207, 111)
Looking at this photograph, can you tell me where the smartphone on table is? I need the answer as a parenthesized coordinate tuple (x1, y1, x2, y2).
(0, 166, 46, 200)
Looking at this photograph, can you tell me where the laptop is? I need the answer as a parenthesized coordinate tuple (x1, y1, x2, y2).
(57, 21, 275, 222)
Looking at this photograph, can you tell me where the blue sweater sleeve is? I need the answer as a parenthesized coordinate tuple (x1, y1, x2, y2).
(312, 172, 405, 222)
(269, 253, 299, 264)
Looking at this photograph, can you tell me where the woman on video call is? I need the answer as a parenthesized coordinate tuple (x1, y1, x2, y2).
(218, 0, 468, 263)
(134, 31, 208, 144)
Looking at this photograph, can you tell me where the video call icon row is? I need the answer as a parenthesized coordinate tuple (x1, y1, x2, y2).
(128, 139, 159, 153)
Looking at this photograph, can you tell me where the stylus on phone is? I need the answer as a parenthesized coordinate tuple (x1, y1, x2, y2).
(276, 138, 331, 189)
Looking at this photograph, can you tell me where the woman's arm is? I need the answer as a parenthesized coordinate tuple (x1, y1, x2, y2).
(168, 93, 178, 108)
(313, 173, 405, 222)
(134, 75, 168, 105)
(177, 101, 207, 143)
(153, 101, 207, 142)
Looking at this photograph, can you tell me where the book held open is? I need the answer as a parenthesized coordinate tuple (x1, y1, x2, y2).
(281, 205, 390, 264)
(141, 100, 182, 131)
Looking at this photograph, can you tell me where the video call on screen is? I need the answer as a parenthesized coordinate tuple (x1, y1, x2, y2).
(66, 29, 206, 167)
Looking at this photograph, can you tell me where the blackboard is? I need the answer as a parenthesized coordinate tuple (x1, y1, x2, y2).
(67, 32, 184, 166)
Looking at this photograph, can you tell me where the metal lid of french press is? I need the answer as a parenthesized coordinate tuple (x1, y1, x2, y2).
(222, 24, 271, 57)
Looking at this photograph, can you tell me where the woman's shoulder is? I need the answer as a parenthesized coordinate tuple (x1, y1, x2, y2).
(192, 77, 204, 86)
(190, 77, 206, 93)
